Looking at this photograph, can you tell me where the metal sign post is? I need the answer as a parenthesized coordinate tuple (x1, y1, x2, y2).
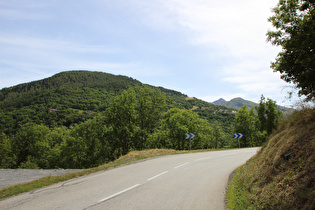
(233, 133, 243, 148)
(185, 133, 195, 150)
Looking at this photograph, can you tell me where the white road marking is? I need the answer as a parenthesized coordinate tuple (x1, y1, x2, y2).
(98, 184, 140, 203)
(148, 171, 168, 181)
(195, 157, 212, 161)
(174, 163, 189, 169)
(219, 153, 239, 157)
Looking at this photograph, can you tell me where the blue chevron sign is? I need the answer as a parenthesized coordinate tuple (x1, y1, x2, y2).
(233, 133, 243, 139)
(185, 133, 196, 139)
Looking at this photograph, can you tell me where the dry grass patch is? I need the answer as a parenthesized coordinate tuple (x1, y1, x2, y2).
(191, 106, 198, 110)
(185, 97, 194, 100)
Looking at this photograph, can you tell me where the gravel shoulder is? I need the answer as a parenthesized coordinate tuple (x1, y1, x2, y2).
(0, 169, 83, 189)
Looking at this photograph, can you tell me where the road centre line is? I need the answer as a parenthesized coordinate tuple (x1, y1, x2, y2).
(95, 151, 251, 206)
(174, 163, 189, 169)
(98, 184, 140, 203)
(195, 157, 212, 161)
(219, 153, 239, 157)
(147, 171, 168, 181)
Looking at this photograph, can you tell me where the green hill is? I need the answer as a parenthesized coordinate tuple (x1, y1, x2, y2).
(0, 70, 235, 136)
(0, 70, 239, 169)
(226, 108, 315, 209)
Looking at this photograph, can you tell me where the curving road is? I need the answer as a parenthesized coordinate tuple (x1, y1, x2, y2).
(0, 148, 259, 210)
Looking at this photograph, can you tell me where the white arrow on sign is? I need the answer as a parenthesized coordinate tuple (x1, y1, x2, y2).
(233, 133, 243, 138)
(185, 133, 196, 139)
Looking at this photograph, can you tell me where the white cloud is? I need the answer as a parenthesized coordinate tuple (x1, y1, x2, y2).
(134, 0, 278, 55)
(132, 0, 285, 98)
(0, 35, 126, 55)
(0, 34, 171, 88)
(1, 0, 298, 107)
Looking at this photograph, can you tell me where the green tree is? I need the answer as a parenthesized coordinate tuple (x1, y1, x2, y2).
(234, 105, 258, 147)
(147, 129, 171, 149)
(71, 121, 98, 168)
(195, 119, 213, 149)
(257, 95, 267, 132)
(235, 97, 282, 148)
(162, 108, 189, 150)
(105, 88, 137, 156)
(266, 98, 283, 135)
(211, 121, 225, 149)
(256, 95, 283, 135)
(60, 132, 85, 168)
(0, 133, 15, 168)
(267, 0, 315, 101)
(157, 108, 212, 150)
(135, 86, 166, 150)
(12, 123, 50, 168)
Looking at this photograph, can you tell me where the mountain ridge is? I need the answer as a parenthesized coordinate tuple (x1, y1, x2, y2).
(212, 97, 293, 114)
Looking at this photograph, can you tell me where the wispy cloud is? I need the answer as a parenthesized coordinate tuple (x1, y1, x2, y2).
(0, 33, 170, 88)
(0, 0, 298, 106)
(0, 1, 51, 20)
(134, 0, 277, 54)
(130, 0, 283, 98)
(0, 35, 126, 54)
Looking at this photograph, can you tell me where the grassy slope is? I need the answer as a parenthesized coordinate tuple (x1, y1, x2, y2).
(226, 108, 315, 209)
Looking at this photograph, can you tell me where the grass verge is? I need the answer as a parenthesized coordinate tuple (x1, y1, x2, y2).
(226, 108, 315, 209)
(0, 148, 211, 200)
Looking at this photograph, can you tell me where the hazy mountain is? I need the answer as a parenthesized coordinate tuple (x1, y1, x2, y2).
(212, 97, 293, 114)
(212, 97, 258, 110)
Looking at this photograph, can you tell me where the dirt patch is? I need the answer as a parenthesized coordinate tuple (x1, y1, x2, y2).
(185, 97, 194, 100)
(0, 169, 82, 189)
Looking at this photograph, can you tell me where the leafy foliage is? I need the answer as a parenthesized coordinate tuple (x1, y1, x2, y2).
(0, 71, 238, 169)
(267, 0, 315, 101)
(234, 95, 283, 147)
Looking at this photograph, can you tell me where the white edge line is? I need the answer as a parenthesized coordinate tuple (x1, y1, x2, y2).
(98, 184, 140, 203)
(147, 171, 168, 181)
(174, 163, 189, 169)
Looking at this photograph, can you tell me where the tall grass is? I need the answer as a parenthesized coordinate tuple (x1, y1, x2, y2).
(226, 108, 315, 209)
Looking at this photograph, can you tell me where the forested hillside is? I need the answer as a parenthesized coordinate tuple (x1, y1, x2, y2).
(0, 71, 234, 135)
(0, 70, 237, 169)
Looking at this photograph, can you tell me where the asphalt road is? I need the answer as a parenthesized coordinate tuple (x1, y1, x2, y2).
(0, 169, 83, 189)
(0, 148, 259, 210)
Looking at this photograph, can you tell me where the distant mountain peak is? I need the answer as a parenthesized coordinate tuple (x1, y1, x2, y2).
(212, 97, 258, 110)
(211, 97, 293, 114)
(212, 98, 226, 105)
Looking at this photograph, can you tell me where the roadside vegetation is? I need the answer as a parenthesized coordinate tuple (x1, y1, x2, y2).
(0, 71, 238, 169)
(0, 81, 280, 170)
(226, 108, 315, 209)
(0, 85, 227, 169)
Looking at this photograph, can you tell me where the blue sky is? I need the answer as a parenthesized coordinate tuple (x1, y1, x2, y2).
(0, 0, 302, 106)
